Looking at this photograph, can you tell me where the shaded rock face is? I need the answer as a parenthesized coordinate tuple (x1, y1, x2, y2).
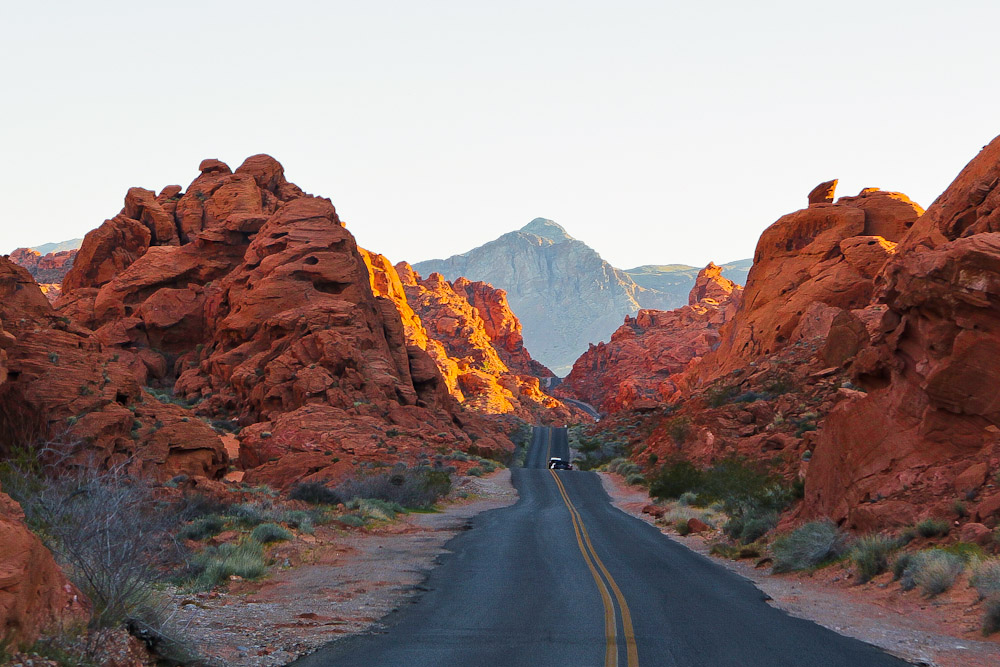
(399, 268, 579, 423)
(53, 155, 516, 489)
(805, 135, 1000, 529)
(413, 219, 753, 375)
(558, 264, 742, 414)
(692, 184, 923, 384)
(0, 257, 228, 480)
(0, 481, 82, 646)
(0, 308, 84, 647)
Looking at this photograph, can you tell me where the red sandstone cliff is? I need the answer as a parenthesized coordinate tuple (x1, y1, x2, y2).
(47, 155, 548, 489)
(8, 247, 77, 302)
(558, 264, 742, 414)
(803, 135, 1000, 530)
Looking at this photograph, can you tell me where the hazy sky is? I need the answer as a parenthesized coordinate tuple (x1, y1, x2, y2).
(3, 1, 999, 269)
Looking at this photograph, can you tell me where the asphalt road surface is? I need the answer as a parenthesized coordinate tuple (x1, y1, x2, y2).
(292, 427, 907, 667)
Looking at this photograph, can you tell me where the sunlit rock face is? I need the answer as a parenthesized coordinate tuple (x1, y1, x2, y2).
(45, 155, 521, 490)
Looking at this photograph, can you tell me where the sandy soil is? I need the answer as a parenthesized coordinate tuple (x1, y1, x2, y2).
(599, 472, 1000, 667)
(169, 471, 518, 666)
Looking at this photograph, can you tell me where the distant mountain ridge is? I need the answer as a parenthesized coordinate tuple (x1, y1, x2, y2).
(30, 238, 83, 255)
(413, 218, 751, 375)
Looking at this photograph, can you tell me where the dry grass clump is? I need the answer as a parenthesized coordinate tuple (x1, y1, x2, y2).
(896, 549, 964, 596)
(915, 518, 950, 538)
(771, 521, 848, 573)
(970, 558, 1000, 599)
(851, 533, 901, 583)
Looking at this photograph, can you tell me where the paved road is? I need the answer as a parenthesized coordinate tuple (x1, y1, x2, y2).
(292, 427, 907, 667)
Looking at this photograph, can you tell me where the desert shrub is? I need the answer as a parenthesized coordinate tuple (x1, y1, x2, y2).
(347, 498, 404, 521)
(983, 596, 1000, 635)
(625, 473, 646, 486)
(5, 457, 199, 661)
(281, 509, 317, 533)
(227, 502, 281, 527)
(607, 458, 641, 477)
(288, 481, 342, 506)
(892, 551, 915, 582)
(178, 515, 225, 541)
(912, 550, 964, 596)
(970, 558, 1000, 599)
(772, 520, 848, 573)
(338, 514, 366, 527)
(193, 540, 267, 590)
(941, 541, 987, 563)
(664, 416, 691, 445)
(250, 523, 293, 543)
(677, 492, 699, 507)
(675, 520, 692, 536)
(467, 467, 483, 477)
(723, 510, 777, 545)
(663, 506, 715, 528)
(851, 534, 900, 583)
(915, 518, 950, 538)
(336, 466, 451, 509)
(649, 460, 704, 500)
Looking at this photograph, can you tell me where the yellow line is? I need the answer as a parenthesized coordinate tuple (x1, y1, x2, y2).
(550, 468, 639, 667)
(549, 468, 617, 666)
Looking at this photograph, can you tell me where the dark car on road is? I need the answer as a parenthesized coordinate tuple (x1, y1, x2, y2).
(548, 458, 572, 470)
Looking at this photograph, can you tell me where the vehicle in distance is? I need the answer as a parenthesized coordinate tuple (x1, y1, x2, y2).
(548, 457, 572, 470)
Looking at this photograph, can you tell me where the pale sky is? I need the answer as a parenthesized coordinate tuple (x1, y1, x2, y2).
(2, 1, 999, 269)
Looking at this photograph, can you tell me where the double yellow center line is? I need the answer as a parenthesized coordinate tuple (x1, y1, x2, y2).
(546, 429, 638, 667)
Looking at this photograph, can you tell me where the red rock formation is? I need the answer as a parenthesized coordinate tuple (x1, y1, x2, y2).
(400, 269, 578, 423)
(8, 248, 78, 303)
(558, 264, 742, 414)
(691, 184, 923, 384)
(48, 155, 523, 489)
(0, 482, 83, 646)
(804, 135, 1000, 529)
(0, 256, 227, 480)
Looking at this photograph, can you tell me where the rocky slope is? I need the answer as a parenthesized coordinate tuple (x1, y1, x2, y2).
(624, 259, 751, 308)
(45, 155, 576, 491)
(396, 266, 577, 423)
(558, 264, 742, 414)
(414, 218, 752, 375)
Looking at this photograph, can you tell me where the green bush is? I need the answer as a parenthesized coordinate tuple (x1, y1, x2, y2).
(281, 509, 318, 534)
(892, 552, 915, 582)
(250, 523, 293, 543)
(675, 520, 692, 536)
(915, 518, 950, 538)
(194, 541, 267, 590)
(970, 558, 1000, 599)
(677, 492, 698, 507)
(178, 515, 225, 541)
(724, 510, 777, 545)
(289, 482, 341, 505)
(227, 502, 281, 527)
(625, 473, 646, 486)
(648, 460, 703, 500)
(336, 466, 451, 508)
(772, 521, 847, 573)
(467, 467, 483, 477)
(851, 534, 900, 583)
(338, 514, 366, 527)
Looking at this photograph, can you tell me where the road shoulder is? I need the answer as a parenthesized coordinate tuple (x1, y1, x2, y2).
(598, 472, 1000, 667)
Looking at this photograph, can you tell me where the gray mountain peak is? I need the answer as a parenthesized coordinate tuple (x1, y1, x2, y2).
(519, 218, 573, 242)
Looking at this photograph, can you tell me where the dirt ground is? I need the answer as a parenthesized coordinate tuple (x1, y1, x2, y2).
(169, 471, 518, 666)
(599, 472, 1000, 667)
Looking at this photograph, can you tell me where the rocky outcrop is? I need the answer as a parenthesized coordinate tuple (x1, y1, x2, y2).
(414, 218, 751, 375)
(804, 135, 1000, 530)
(559, 264, 742, 414)
(690, 185, 923, 384)
(8, 248, 78, 303)
(400, 268, 579, 423)
(0, 256, 228, 480)
(51, 155, 521, 489)
(9, 248, 77, 285)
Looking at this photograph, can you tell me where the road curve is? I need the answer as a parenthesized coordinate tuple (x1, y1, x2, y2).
(292, 427, 907, 667)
